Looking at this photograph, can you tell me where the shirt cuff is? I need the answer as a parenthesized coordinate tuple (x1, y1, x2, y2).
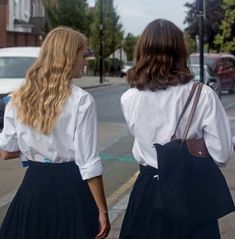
(0, 136, 19, 152)
(77, 157, 103, 180)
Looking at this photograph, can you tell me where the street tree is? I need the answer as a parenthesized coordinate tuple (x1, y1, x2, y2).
(123, 33, 138, 62)
(90, 0, 123, 59)
(43, 0, 92, 38)
(184, 31, 197, 54)
(214, 0, 235, 54)
(184, 0, 225, 52)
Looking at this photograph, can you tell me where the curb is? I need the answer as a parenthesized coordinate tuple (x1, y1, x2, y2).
(225, 103, 235, 111)
(82, 83, 113, 90)
(229, 117, 235, 122)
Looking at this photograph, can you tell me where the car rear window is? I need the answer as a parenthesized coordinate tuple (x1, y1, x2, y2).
(190, 56, 216, 67)
(0, 57, 36, 78)
(190, 65, 205, 82)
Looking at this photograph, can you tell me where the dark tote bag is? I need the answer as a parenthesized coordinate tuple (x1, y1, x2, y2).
(154, 83, 235, 223)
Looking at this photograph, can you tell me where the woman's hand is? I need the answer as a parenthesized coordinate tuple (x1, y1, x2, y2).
(87, 175, 110, 239)
(95, 211, 110, 239)
(87, 176, 110, 238)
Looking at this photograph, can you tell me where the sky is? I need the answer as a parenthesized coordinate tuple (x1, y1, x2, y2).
(87, 0, 195, 36)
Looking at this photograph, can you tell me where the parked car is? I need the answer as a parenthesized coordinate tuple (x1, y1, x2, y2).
(0, 47, 40, 125)
(190, 53, 235, 93)
(190, 64, 222, 98)
(120, 61, 133, 77)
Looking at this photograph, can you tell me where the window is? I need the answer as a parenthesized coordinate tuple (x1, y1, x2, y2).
(13, 0, 19, 18)
(40, 6, 45, 17)
(226, 58, 235, 69)
(217, 58, 235, 71)
(0, 57, 36, 78)
(32, 0, 45, 17)
(32, 3, 36, 17)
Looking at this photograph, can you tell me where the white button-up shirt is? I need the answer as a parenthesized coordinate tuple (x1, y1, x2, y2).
(0, 83, 103, 180)
(121, 81, 233, 169)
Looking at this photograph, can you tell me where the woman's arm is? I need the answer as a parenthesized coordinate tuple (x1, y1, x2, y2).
(87, 176, 110, 239)
(0, 151, 21, 160)
(73, 95, 110, 238)
(202, 88, 233, 165)
(0, 103, 20, 155)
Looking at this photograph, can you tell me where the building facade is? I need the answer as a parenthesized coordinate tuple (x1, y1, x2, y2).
(0, 0, 45, 48)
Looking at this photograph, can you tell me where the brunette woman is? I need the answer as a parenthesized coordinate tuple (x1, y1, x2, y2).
(119, 19, 233, 239)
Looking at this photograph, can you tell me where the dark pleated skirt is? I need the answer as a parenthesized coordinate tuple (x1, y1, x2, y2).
(119, 165, 221, 239)
(0, 161, 99, 239)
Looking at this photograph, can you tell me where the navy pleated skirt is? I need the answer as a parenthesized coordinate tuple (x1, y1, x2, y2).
(119, 165, 221, 239)
(0, 161, 99, 239)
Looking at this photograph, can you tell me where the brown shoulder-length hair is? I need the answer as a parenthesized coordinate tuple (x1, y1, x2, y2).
(127, 19, 193, 91)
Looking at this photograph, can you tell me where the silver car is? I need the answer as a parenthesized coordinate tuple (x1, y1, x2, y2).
(190, 64, 222, 99)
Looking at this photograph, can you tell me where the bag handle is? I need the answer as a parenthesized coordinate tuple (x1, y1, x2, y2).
(171, 82, 199, 140)
(182, 83, 203, 141)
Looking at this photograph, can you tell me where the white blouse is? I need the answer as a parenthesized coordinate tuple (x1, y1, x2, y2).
(0, 83, 103, 180)
(121, 81, 233, 169)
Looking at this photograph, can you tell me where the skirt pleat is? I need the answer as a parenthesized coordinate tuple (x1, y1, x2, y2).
(0, 161, 99, 239)
(119, 165, 221, 239)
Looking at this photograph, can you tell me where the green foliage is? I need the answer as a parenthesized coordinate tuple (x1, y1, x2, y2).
(123, 33, 138, 61)
(105, 58, 122, 75)
(87, 58, 122, 76)
(43, 0, 92, 38)
(184, 0, 225, 52)
(184, 31, 197, 54)
(90, 0, 124, 59)
(214, 0, 235, 54)
(86, 59, 97, 75)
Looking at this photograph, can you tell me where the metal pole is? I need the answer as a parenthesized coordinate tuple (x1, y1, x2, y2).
(99, 0, 103, 84)
(198, 0, 204, 83)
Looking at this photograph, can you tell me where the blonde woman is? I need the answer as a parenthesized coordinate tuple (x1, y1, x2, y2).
(0, 27, 110, 239)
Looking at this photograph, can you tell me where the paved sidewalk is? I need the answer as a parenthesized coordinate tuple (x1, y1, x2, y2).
(73, 75, 127, 89)
(71, 77, 235, 239)
(1, 77, 235, 238)
(107, 104, 235, 239)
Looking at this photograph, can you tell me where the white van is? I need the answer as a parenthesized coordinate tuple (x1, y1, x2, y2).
(0, 47, 40, 125)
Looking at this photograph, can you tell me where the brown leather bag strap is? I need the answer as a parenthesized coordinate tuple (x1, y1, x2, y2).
(182, 83, 203, 141)
(171, 82, 199, 140)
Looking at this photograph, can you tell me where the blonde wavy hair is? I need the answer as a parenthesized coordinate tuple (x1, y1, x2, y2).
(11, 26, 86, 134)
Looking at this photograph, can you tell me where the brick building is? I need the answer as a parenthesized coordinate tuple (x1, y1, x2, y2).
(0, 0, 45, 48)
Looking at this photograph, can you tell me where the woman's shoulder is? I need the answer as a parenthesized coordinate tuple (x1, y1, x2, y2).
(181, 81, 217, 98)
(121, 82, 218, 104)
(121, 88, 140, 103)
(68, 83, 96, 110)
(181, 81, 221, 112)
(71, 83, 94, 101)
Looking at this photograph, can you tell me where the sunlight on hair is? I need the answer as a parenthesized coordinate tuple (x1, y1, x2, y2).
(11, 26, 87, 134)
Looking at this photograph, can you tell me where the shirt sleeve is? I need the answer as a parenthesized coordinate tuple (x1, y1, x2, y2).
(73, 94, 103, 180)
(0, 103, 19, 152)
(202, 88, 233, 166)
(120, 91, 135, 136)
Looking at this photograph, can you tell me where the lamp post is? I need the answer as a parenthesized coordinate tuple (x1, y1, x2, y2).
(99, 0, 104, 84)
(197, 0, 204, 83)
